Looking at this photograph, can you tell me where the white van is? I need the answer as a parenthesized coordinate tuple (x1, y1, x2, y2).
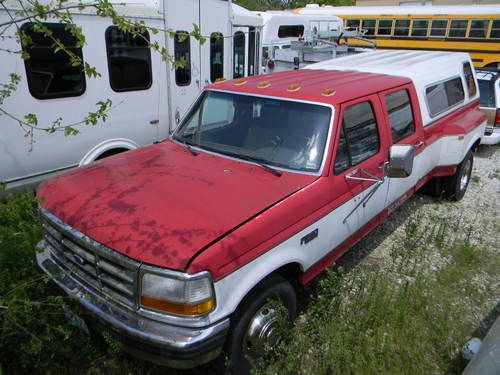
(0, 0, 263, 191)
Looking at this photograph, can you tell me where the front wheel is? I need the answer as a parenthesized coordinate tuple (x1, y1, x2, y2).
(441, 150, 473, 201)
(222, 274, 296, 374)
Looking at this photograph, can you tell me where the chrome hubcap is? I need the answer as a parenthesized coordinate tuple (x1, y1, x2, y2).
(460, 159, 472, 192)
(242, 304, 278, 362)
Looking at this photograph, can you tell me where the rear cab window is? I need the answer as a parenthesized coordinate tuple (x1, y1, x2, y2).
(384, 90, 416, 143)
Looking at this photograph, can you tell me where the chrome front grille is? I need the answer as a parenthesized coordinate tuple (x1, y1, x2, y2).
(40, 209, 139, 309)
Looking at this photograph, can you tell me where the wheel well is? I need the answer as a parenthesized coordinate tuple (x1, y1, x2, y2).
(274, 263, 303, 288)
(472, 138, 481, 152)
(95, 147, 130, 161)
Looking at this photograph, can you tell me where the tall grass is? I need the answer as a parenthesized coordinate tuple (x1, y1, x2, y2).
(260, 213, 499, 374)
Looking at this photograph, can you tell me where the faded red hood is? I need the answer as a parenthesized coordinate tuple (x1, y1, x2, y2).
(38, 140, 318, 270)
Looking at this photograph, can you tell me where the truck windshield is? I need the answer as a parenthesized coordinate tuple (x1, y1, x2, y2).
(173, 91, 332, 173)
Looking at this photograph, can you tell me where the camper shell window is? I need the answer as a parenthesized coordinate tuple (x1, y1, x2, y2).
(21, 22, 86, 99)
(425, 77, 465, 118)
(105, 26, 152, 92)
(210, 32, 224, 83)
(463, 62, 477, 98)
(174, 31, 191, 86)
(277, 25, 305, 38)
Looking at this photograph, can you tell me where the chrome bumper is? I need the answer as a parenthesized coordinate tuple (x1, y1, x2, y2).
(36, 241, 229, 368)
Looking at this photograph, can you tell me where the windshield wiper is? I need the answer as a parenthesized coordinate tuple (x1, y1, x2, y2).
(223, 152, 282, 177)
(174, 137, 198, 156)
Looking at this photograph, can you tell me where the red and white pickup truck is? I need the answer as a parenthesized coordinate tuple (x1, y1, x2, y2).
(36, 50, 486, 372)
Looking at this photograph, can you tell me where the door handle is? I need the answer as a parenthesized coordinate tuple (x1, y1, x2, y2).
(413, 140, 424, 148)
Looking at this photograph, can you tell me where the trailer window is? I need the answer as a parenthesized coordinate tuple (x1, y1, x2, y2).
(449, 20, 467, 38)
(210, 32, 224, 83)
(430, 19, 448, 37)
(411, 19, 429, 37)
(277, 25, 304, 38)
(394, 19, 410, 36)
(425, 77, 465, 117)
(335, 101, 380, 173)
(105, 27, 152, 92)
(21, 22, 85, 99)
(385, 90, 415, 143)
(233, 31, 245, 79)
(248, 27, 256, 76)
(362, 19, 376, 35)
(377, 19, 393, 36)
(174, 31, 191, 86)
(463, 62, 477, 98)
(469, 19, 488, 38)
(491, 20, 500, 39)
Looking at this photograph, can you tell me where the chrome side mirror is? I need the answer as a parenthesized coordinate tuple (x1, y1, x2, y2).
(388, 144, 415, 178)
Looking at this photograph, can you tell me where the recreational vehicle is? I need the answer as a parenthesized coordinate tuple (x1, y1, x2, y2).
(0, 0, 262, 191)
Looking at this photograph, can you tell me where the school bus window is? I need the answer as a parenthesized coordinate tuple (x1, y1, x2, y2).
(394, 19, 410, 36)
(449, 20, 467, 38)
(411, 19, 429, 37)
(21, 22, 86, 99)
(430, 19, 448, 37)
(210, 32, 223, 83)
(362, 19, 376, 36)
(346, 19, 360, 30)
(491, 20, 500, 39)
(377, 19, 393, 36)
(469, 19, 488, 38)
(174, 31, 191, 86)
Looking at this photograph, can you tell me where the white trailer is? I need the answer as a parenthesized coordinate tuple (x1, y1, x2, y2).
(0, 0, 262, 191)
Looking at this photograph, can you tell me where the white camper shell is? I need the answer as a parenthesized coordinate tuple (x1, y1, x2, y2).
(0, 0, 262, 190)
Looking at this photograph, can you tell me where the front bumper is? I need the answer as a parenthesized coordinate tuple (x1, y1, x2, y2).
(36, 243, 229, 369)
(481, 128, 500, 145)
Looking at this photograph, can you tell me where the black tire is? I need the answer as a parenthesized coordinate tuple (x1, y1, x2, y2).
(441, 150, 473, 201)
(221, 274, 296, 375)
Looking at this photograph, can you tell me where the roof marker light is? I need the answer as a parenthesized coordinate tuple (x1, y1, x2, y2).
(215, 77, 226, 83)
(287, 84, 301, 92)
(257, 81, 271, 88)
(233, 78, 247, 86)
(321, 89, 336, 97)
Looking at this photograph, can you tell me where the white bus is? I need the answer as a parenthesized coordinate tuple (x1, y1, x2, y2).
(0, 0, 262, 191)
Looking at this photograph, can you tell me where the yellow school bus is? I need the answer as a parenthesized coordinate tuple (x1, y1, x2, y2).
(294, 5, 500, 68)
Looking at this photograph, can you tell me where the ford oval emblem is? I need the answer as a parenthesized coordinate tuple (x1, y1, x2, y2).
(73, 254, 86, 266)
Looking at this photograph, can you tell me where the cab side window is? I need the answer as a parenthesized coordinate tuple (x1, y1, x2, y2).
(384, 90, 415, 143)
(334, 101, 380, 174)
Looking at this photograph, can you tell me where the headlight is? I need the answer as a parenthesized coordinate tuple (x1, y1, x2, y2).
(140, 270, 215, 316)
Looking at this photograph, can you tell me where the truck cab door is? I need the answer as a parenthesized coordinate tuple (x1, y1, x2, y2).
(332, 95, 390, 230)
(379, 85, 425, 209)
